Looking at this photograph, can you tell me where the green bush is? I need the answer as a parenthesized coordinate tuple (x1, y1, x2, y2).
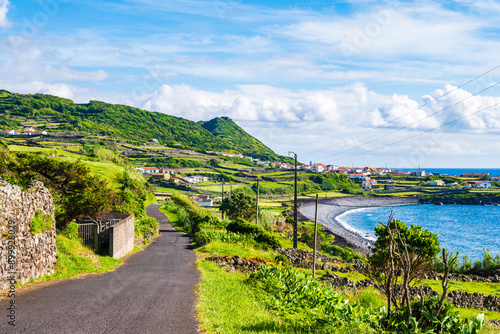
(30, 210, 53, 235)
(321, 242, 365, 261)
(197, 230, 257, 245)
(250, 265, 375, 332)
(226, 218, 281, 250)
(135, 217, 158, 240)
(61, 221, 79, 240)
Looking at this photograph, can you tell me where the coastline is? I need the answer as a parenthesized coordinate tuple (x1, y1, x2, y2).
(298, 196, 420, 255)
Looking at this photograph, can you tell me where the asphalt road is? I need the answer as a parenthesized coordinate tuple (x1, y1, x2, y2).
(0, 204, 200, 334)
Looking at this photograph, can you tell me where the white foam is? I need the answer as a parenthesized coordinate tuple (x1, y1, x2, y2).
(335, 208, 377, 242)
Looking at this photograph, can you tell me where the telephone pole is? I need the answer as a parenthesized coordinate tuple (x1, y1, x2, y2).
(289, 151, 298, 249)
(313, 194, 319, 277)
(221, 175, 225, 220)
(256, 178, 260, 225)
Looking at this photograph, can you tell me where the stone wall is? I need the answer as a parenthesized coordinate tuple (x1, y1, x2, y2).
(319, 272, 500, 313)
(0, 179, 57, 290)
(109, 214, 135, 259)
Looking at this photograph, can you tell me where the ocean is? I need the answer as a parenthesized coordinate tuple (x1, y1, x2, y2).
(338, 204, 500, 260)
(392, 168, 500, 177)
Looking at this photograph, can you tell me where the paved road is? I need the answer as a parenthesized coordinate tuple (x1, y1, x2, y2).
(0, 204, 200, 334)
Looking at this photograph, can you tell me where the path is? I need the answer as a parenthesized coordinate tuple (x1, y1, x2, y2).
(0, 204, 199, 334)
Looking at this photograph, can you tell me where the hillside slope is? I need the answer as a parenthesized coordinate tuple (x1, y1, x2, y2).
(0, 90, 282, 160)
(199, 116, 276, 160)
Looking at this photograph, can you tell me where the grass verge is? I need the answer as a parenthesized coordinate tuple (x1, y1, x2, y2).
(197, 260, 290, 334)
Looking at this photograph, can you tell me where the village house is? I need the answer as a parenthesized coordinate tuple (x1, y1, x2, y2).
(325, 165, 337, 172)
(139, 167, 160, 174)
(311, 163, 326, 173)
(361, 178, 377, 190)
(474, 181, 492, 189)
(191, 195, 213, 207)
(0, 129, 20, 135)
(384, 184, 396, 191)
(429, 180, 445, 186)
(151, 173, 171, 180)
(412, 170, 426, 177)
(491, 176, 500, 182)
(184, 175, 210, 184)
(32, 130, 48, 135)
(218, 152, 244, 159)
(170, 178, 181, 184)
(161, 168, 174, 174)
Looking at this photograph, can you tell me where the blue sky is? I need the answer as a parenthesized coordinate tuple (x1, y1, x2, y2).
(2, 0, 500, 167)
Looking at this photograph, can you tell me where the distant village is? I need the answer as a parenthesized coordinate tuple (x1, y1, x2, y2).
(137, 151, 498, 194)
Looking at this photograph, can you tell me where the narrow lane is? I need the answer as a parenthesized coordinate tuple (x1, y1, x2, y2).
(1, 204, 199, 334)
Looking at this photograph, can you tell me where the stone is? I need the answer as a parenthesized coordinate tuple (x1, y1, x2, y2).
(0, 179, 57, 290)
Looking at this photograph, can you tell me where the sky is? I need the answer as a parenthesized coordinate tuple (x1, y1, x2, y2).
(2, 0, 500, 168)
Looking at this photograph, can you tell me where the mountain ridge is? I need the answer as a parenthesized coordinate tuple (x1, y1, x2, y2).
(0, 90, 285, 161)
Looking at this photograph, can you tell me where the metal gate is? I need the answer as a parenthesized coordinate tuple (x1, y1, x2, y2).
(77, 218, 123, 253)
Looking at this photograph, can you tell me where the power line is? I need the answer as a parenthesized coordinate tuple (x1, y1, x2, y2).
(329, 101, 500, 162)
(318, 81, 500, 161)
(302, 64, 500, 157)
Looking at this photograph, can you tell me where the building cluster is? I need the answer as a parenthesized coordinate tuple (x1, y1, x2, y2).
(0, 128, 47, 136)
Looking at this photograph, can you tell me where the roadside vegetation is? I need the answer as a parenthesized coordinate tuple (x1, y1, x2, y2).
(162, 193, 500, 333)
(0, 142, 159, 287)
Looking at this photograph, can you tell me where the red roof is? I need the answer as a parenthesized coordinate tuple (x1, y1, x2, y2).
(142, 167, 159, 170)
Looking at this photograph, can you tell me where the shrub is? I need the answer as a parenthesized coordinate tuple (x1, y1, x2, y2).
(61, 221, 79, 240)
(226, 218, 282, 250)
(321, 242, 365, 261)
(196, 230, 257, 245)
(30, 210, 53, 235)
(135, 217, 158, 239)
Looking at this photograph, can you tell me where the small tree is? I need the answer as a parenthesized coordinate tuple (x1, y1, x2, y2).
(219, 188, 256, 221)
(368, 213, 440, 322)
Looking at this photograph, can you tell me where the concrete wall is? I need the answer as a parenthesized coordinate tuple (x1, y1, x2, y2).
(109, 214, 135, 259)
(0, 179, 57, 290)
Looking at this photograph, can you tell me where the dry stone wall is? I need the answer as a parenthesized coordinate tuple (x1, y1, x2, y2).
(0, 179, 57, 290)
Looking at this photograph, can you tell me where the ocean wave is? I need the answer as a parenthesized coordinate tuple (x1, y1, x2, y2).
(335, 208, 377, 241)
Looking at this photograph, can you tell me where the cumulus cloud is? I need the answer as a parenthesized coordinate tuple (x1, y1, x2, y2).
(143, 82, 500, 132)
(137, 82, 500, 164)
(0, 0, 11, 29)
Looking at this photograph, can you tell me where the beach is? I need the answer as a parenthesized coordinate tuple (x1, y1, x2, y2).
(298, 196, 420, 254)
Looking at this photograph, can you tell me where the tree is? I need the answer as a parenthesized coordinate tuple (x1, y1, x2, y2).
(219, 188, 256, 221)
(368, 213, 440, 321)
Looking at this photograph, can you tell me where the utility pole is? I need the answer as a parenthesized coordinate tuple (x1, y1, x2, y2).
(313, 194, 319, 277)
(221, 175, 225, 220)
(289, 151, 298, 249)
(256, 178, 260, 225)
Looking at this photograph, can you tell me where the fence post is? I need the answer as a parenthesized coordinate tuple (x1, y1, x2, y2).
(93, 224, 99, 252)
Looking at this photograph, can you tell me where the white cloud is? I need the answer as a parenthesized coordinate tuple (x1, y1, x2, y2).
(0, 0, 11, 29)
(136, 82, 500, 164)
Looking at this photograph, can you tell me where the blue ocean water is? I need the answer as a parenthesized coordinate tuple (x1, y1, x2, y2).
(392, 168, 500, 177)
(338, 205, 500, 260)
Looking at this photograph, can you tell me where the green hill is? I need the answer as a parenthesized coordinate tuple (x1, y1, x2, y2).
(199, 117, 276, 160)
(0, 90, 284, 161)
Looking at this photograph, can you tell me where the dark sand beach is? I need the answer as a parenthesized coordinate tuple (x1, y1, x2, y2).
(298, 196, 420, 254)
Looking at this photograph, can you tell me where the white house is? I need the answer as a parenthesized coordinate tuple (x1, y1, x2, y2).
(475, 181, 492, 188)
(184, 175, 209, 184)
(191, 195, 213, 207)
(412, 170, 426, 177)
(161, 168, 174, 174)
(311, 164, 326, 173)
(140, 167, 160, 174)
(0, 129, 20, 135)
